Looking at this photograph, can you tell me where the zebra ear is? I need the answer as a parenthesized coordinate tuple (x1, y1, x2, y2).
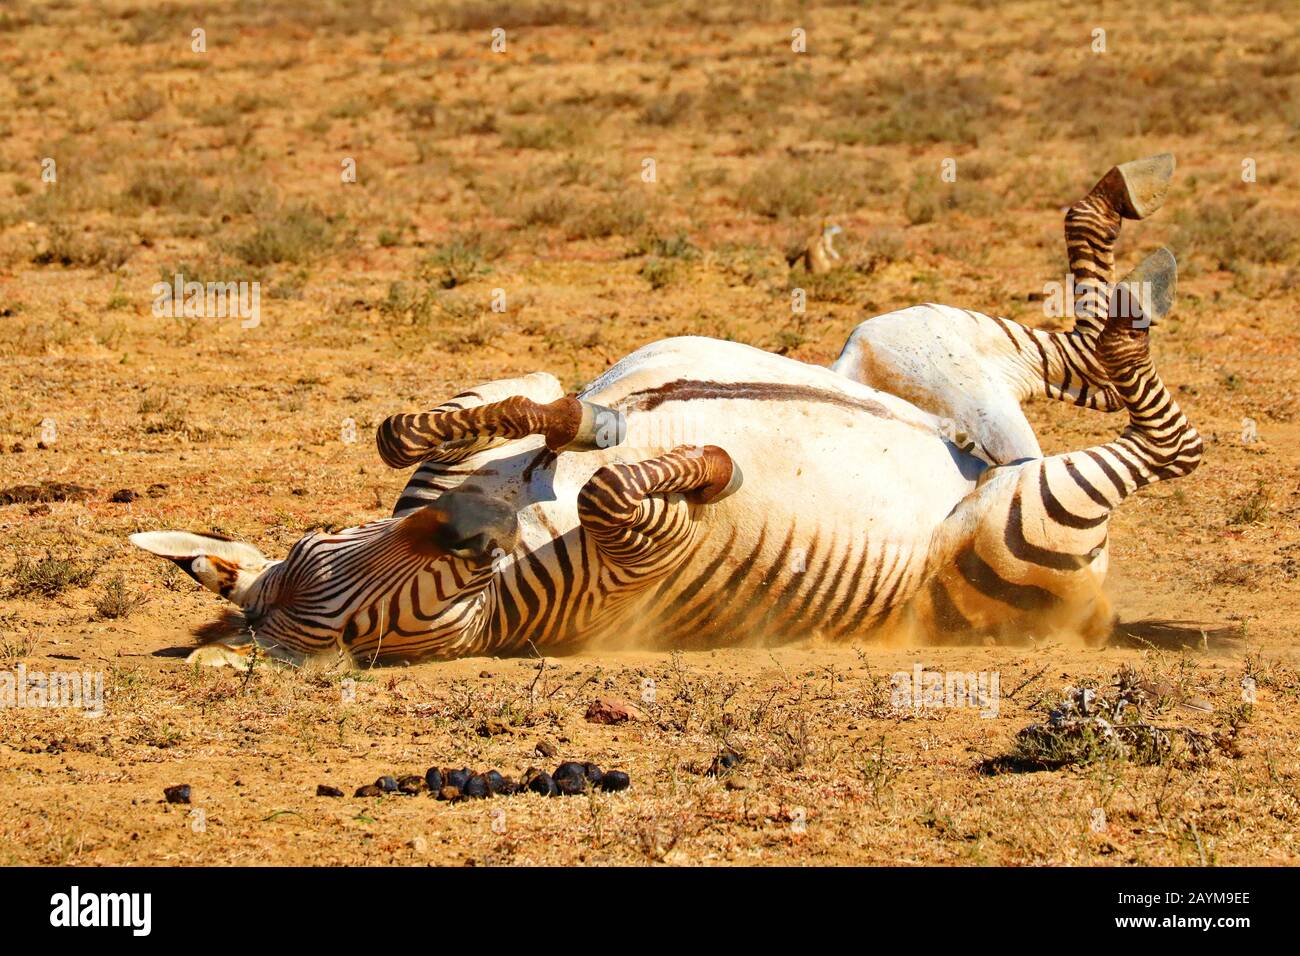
(130, 531, 271, 605)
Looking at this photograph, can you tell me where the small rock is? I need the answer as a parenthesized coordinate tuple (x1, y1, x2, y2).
(585, 697, 643, 725)
(316, 784, 344, 797)
(397, 774, 425, 795)
(355, 784, 385, 797)
(535, 738, 559, 759)
(163, 784, 191, 804)
(375, 775, 399, 792)
(599, 770, 630, 793)
(109, 488, 139, 503)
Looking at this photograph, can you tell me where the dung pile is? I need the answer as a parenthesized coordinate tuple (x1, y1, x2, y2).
(329, 761, 631, 801)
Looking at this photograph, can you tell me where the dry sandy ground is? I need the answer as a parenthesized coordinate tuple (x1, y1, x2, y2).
(0, 0, 1297, 865)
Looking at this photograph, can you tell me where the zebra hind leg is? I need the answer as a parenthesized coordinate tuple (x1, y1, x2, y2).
(917, 248, 1202, 647)
(1065, 152, 1175, 340)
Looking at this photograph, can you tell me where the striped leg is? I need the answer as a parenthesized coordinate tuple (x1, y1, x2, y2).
(377, 392, 626, 469)
(918, 249, 1200, 644)
(1065, 153, 1174, 340)
(831, 155, 1177, 462)
(577, 445, 741, 568)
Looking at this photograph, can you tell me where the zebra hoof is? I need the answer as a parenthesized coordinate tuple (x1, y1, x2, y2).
(687, 447, 743, 504)
(556, 401, 626, 452)
(1116, 152, 1175, 220)
(1113, 247, 1177, 328)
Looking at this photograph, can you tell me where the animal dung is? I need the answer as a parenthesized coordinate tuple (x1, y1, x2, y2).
(163, 784, 191, 804)
(708, 749, 744, 776)
(397, 775, 425, 794)
(524, 769, 559, 797)
(347, 762, 631, 802)
(598, 770, 630, 792)
(554, 774, 586, 796)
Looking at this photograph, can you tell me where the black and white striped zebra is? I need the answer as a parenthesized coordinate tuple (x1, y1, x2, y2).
(130, 155, 1204, 663)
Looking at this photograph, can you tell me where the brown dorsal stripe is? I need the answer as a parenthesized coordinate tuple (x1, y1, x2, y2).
(619, 379, 896, 419)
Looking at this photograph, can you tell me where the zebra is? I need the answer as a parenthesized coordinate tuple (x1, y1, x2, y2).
(130, 155, 1204, 665)
(831, 153, 1175, 464)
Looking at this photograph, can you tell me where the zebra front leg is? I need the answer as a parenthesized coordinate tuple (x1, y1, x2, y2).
(918, 248, 1199, 645)
(577, 445, 741, 568)
(378, 393, 627, 468)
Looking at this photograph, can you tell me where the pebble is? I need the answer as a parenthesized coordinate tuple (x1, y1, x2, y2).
(316, 784, 344, 797)
(163, 784, 191, 804)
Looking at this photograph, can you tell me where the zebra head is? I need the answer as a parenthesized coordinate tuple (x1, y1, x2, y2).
(130, 485, 519, 661)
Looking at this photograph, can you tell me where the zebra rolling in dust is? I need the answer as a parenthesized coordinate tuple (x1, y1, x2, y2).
(132, 154, 1213, 665)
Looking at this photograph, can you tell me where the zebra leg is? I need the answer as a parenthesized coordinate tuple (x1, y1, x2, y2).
(378, 390, 626, 468)
(577, 445, 741, 566)
(917, 248, 1199, 644)
(1065, 153, 1175, 340)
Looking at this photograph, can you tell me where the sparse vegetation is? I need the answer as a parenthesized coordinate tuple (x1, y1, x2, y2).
(7, 553, 97, 598)
(92, 573, 148, 620)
